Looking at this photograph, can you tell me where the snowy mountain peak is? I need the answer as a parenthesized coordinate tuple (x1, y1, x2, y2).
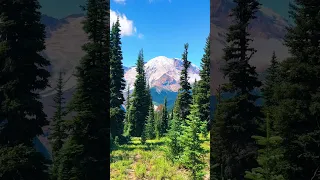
(146, 56, 175, 68)
(124, 56, 200, 92)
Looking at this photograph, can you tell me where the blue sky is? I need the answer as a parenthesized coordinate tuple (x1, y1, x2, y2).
(39, 0, 291, 67)
(110, 0, 209, 67)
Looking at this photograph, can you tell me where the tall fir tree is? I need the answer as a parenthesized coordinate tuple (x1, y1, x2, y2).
(154, 110, 162, 139)
(166, 113, 183, 162)
(110, 17, 126, 139)
(160, 97, 169, 135)
(211, 0, 263, 179)
(0, 0, 51, 179)
(271, 0, 320, 179)
(128, 50, 149, 137)
(262, 51, 280, 107)
(145, 102, 156, 140)
(260, 52, 280, 138)
(170, 108, 174, 122)
(124, 84, 131, 136)
(176, 43, 192, 121)
(245, 114, 286, 180)
(193, 79, 198, 93)
(145, 86, 156, 139)
(49, 71, 67, 179)
(56, 0, 110, 179)
(196, 37, 211, 131)
(173, 93, 181, 117)
(180, 104, 207, 179)
(210, 85, 225, 180)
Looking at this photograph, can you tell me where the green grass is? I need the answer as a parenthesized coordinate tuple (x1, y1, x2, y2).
(110, 136, 210, 180)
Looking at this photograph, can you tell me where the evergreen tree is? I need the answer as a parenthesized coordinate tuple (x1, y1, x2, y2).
(154, 111, 161, 139)
(211, 0, 263, 179)
(192, 79, 198, 97)
(141, 125, 146, 145)
(123, 84, 131, 136)
(262, 51, 279, 107)
(110, 17, 126, 139)
(145, 91, 156, 139)
(0, 145, 49, 179)
(173, 93, 181, 117)
(245, 114, 286, 180)
(0, 0, 51, 178)
(170, 109, 174, 122)
(210, 85, 225, 180)
(145, 107, 156, 140)
(56, 0, 110, 179)
(176, 43, 192, 120)
(180, 104, 207, 179)
(128, 50, 149, 137)
(271, 0, 320, 179)
(166, 113, 183, 162)
(196, 37, 211, 131)
(49, 71, 67, 179)
(160, 97, 169, 135)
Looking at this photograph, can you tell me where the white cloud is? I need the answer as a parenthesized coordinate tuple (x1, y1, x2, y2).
(110, 10, 137, 37)
(114, 0, 126, 4)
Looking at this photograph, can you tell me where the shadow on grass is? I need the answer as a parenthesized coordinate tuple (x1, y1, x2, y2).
(117, 140, 166, 152)
(110, 140, 166, 163)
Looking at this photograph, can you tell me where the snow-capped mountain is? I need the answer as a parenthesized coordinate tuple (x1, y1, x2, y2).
(124, 56, 200, 92)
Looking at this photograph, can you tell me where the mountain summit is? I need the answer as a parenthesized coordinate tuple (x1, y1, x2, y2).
(124, 56, 200, 92)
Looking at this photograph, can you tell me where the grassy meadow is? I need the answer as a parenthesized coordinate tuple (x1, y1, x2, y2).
(111, 136, 210, 180)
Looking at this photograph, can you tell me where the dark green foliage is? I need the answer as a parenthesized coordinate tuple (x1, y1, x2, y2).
(110, 133, 114, 151)
(180, 104, 207, 179)
(145, 94, 156, 139)
(210, 85, 224, 180)
(56, 138, 84, 180)
(145, 110, 155, 140)
(173, 92, 181, 119)
(211, 0, 263, 179)
(176, 43, 192, 120)
(196, 37, 211, 134)
(110, 18, 126, 138)
(141, 126, 146, 145)
(262, 51, 280, 107)
(270, 1, 320, 179)
(56, 0, 110, 179)
(170, 109, 174, 121)
(245, 114, 286, 180)
(0, 145, 50, 180)
(0, 0, 51, 178)
(128, 50, 149, 137)
(0, 0, 50, 146)
(192, 79, 198, 97)
(49, 71, 67, 179)
(154, 111, 161, 139)
(123, 85, 131, 136)
(166, 114, 183, 162)
(160, 97, 169, 135)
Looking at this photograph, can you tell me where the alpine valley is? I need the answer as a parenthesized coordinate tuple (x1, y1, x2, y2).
(37, 0, 290, 156)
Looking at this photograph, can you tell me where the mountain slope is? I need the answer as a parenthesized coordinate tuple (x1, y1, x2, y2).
(210, 0, 290, 95)
(124, 56, 200, 92)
